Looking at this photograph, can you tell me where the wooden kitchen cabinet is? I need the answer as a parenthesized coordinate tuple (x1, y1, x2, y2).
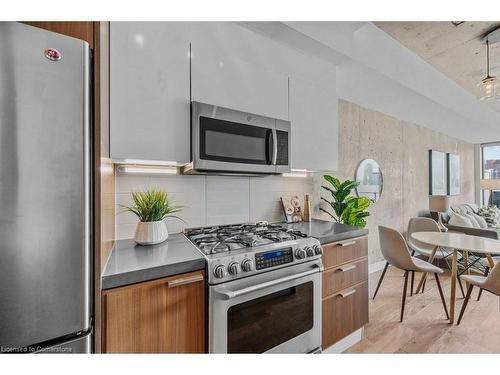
(289, 77, 338, 171)
(109, 22, 191, 163)
(102, 270, 205, 353)
(321, 236, 369, 350)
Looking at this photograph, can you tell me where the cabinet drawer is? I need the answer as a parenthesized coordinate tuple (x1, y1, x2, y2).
(322, 236, 367, 269)
(322, 281, 369, 348)
(322, 258, 368, 297)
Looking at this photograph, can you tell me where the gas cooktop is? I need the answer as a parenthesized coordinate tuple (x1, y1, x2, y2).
(184, 221, 323, 285)
(184, 221, 308, 255)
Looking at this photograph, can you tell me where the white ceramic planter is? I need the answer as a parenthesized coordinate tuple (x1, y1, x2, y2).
(134, 220, 169, 245)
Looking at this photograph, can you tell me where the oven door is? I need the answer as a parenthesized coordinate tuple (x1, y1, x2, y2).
(209, 261, 322, 353)
(191, 102, 290, 174)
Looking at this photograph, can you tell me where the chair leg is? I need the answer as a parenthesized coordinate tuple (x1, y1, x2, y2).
(410, 271, 415, 297)
(372, 262, 389, 300)
(457, 274, 466, 299)
(477, 267, 490, 301)
(400, 270, 409, 322)
(457, 285, 474, 325)
(435, 274, 449, 320)
(422, 278, 426, 293)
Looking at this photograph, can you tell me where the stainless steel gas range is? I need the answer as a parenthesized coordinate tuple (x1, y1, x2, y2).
(184, 222, 323, 354)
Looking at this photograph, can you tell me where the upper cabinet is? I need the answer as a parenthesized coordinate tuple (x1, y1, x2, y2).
(190, 42, 289, 120)
(110, 22, 190, 163)
(289, 77, 338, 171)
(108, 22, 338, 171)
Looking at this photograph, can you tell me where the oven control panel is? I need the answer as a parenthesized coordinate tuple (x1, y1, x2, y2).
(255, 248, 293, 270)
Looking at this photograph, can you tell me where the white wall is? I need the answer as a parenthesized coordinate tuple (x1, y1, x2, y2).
(247, 21, 500, 143)
(115, 174, 313, 239)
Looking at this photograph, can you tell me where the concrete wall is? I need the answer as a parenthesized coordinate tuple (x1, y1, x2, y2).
(317, 100, 475, 264)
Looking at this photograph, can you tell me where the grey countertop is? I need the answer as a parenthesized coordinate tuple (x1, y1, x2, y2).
(102, 219, 367, 290)
(101, 233, 205, 290)
(283, 219, 368, 244)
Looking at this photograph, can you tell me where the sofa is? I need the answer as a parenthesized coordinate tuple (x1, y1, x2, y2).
(440, 203, 500, 240)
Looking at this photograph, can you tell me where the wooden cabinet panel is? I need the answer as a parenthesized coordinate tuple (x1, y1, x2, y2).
(322, 236, 368, 269)
(22, 22, 94, 47)
(109, 22, 191, 163)
(322, 258, 368, 297)
(322, 281, 369, 348)
(289, 77, 338, 171)
(102, 271, 205, 353)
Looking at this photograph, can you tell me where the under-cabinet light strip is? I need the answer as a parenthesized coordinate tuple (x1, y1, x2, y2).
(117, 165, 178, 175)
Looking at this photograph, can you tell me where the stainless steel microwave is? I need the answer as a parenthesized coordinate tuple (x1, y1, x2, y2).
(183, 102, 291, 175)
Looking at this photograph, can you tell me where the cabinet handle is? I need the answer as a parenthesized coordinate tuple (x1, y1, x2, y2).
(339, 241, 356, 247)
(338, 264, 356, 272)
(339, 289, 356, 298)
(168, 274, 204, 288)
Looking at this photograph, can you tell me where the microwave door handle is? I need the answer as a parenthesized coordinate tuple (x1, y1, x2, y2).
(216, 264, 321, 300)
(265, 129, 273, 165)
(272, 128, 278, 165)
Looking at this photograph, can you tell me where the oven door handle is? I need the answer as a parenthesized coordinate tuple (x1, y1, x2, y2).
(216, 265, 322, 300)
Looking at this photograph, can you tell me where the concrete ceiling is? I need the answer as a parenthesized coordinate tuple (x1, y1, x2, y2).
(375, 22, 500, 113)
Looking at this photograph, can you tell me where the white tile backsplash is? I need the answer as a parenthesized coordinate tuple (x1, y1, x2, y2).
(206, 176, 250, 225)
(115, 173, 314, 240)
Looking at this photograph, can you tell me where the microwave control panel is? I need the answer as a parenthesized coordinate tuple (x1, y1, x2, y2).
(276, 130, 289, 166)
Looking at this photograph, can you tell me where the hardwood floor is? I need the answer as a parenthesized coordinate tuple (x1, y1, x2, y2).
(345, 265, 500, 353)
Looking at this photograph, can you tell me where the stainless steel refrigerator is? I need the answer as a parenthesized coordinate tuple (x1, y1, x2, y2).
(0, 22, 92, 353)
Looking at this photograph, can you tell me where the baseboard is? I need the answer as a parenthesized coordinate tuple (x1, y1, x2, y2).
(322, 327, 364, 353)
(369, 260, 387, 274)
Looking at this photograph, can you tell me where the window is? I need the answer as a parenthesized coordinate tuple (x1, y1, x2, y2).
(481, 143, 500, 206)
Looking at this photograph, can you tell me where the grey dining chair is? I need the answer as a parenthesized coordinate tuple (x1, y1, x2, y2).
(406, 217, 465, 297)
(372, 217, 464, 299)
(378, 225, 449, 322)
(477, 256, 500, 301)
(457, 261, 500, 325)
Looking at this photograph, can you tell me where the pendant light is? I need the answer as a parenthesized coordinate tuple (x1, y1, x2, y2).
(479, 38, 500, 101)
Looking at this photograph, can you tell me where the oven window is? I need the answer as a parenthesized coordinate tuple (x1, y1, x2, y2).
(227, 282, 313, 353)
(200, 116, 271, 165)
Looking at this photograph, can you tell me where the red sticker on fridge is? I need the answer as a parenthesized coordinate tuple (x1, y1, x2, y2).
(44, 48, 61, 61)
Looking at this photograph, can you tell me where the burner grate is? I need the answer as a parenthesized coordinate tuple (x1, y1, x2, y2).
(184, 222, 309, 254)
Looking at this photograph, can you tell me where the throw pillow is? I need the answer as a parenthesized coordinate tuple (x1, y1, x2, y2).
(449, 213, 473, 227)
(472, 213, 488, 229)
(465, 214, 480, 228)
(478, 206, 500, 226)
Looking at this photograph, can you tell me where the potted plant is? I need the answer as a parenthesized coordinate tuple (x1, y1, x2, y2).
(320, 175, 371, 227)
(119, 188, 184, 245)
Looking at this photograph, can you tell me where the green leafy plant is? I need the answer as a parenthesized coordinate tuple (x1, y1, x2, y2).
(320, 175, 371, 227)
(119, 188, 184, 222)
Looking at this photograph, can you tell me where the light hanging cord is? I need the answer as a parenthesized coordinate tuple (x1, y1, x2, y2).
(487, 39, 491, 78)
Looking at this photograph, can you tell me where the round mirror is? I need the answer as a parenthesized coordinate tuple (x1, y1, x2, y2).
(354, 159, 383, 203)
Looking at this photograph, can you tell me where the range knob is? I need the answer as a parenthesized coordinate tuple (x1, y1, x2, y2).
(213, 265, 226, 279)
(313, 245, 323, 255)
(241, 259, 253, 272)
(305, 247, 315, 257)
(295, 248, 307, 259)
(228, 262, 240, 275)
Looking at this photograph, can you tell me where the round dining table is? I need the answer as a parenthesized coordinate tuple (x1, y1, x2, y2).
(410, 231, 500, 324)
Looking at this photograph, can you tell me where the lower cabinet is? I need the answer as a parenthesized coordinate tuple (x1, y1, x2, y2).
(102, 270, 205, 353)
(322, 236, 369, 350)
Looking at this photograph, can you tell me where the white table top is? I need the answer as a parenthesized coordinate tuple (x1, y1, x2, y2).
(411, 231, 500, 254)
